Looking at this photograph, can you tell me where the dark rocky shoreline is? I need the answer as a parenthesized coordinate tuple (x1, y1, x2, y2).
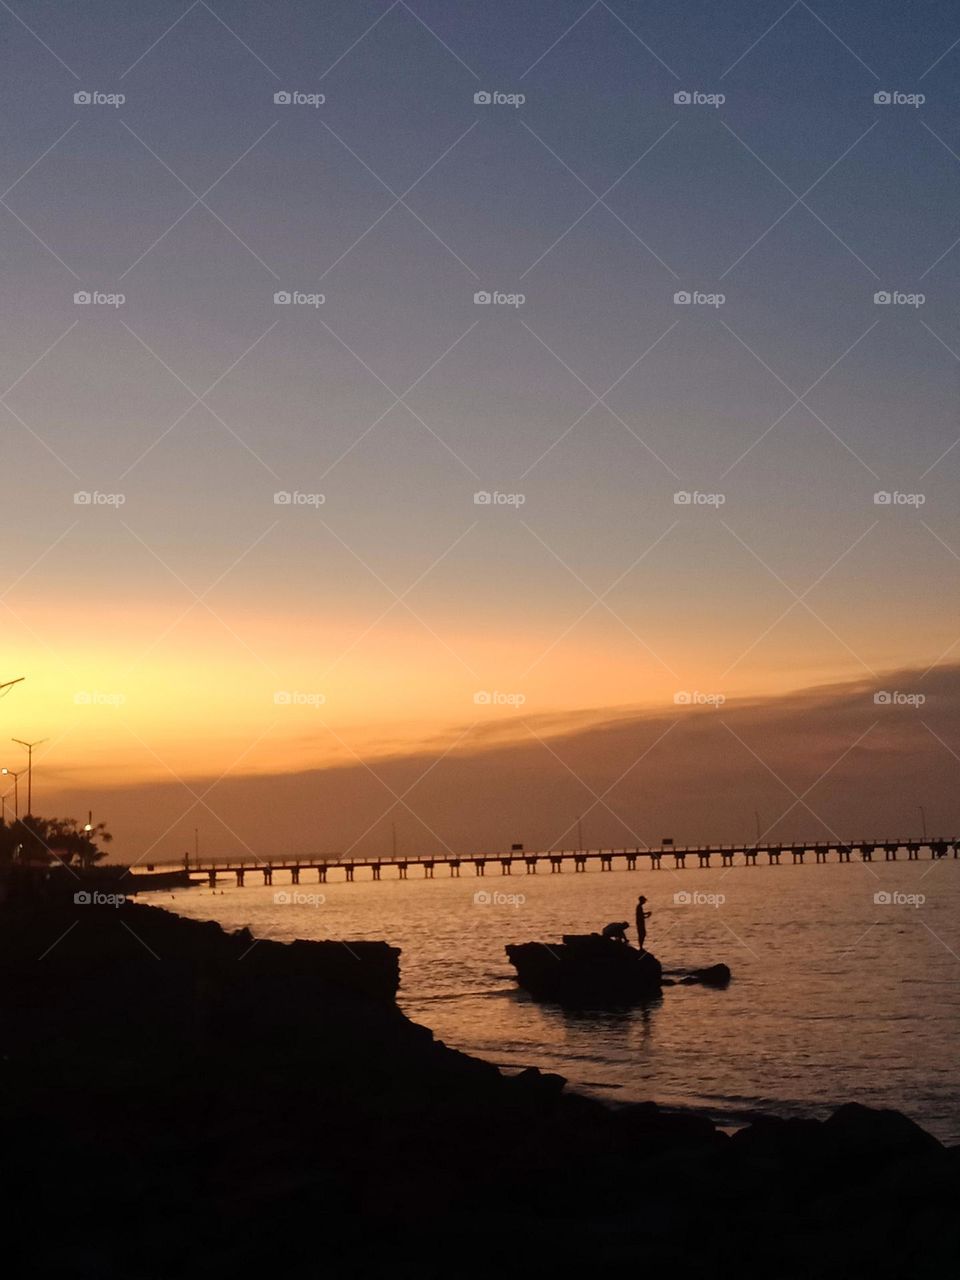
(0, 894, 955, 1278)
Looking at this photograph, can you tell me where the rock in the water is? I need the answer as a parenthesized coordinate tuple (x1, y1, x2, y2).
(506, 935, 662, 1004)
(678, 963, 732, 987)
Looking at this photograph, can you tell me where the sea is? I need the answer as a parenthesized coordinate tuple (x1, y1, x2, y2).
(144, 856, 960, 1143)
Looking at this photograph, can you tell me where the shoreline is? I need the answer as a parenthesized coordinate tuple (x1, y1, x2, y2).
(1, 890, 955, 1276)
(160, 874, 960, 1143)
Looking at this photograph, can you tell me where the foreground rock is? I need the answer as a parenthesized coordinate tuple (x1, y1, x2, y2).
(0, 895, 956, 1278)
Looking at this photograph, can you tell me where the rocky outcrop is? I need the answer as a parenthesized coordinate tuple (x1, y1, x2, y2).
(506, 934, 663, 1003)
(0, 896, 955, 1277)
(0, 894, 400, 1001)
(505, 937, 733, 1001)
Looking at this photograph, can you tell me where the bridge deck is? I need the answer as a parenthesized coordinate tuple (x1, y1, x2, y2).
(135, 837, 959, 885)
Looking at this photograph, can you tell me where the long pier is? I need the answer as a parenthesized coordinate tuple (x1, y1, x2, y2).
(142, 837, 960, 887)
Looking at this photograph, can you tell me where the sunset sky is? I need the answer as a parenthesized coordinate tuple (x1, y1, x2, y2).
(2, 0, 959, 856)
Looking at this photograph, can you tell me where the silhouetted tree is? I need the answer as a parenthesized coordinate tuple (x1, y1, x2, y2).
(0, 815, 112, 867)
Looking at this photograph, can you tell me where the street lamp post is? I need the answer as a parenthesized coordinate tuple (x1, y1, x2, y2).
(83, 812, 94, 870)
(1, 769, 20, 821)
(12, 738, 47, 817)
(918, 805, 927, 840)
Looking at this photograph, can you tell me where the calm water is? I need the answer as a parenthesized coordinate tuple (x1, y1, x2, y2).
(147, 858, 960, 1142)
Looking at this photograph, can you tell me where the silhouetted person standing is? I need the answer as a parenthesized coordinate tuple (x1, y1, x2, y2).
(635, 895, 650, 951)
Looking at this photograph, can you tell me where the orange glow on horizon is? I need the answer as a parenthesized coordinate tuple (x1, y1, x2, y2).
(2, 590, 949, 790)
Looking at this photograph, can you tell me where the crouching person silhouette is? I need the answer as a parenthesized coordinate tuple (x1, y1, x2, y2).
(601, 921, 630, 944)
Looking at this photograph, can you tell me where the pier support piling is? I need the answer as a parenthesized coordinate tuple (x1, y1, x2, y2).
(165, 833, 956, 893)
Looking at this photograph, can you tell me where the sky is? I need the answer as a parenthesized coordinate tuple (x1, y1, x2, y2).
(1, 0, 959, 859)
